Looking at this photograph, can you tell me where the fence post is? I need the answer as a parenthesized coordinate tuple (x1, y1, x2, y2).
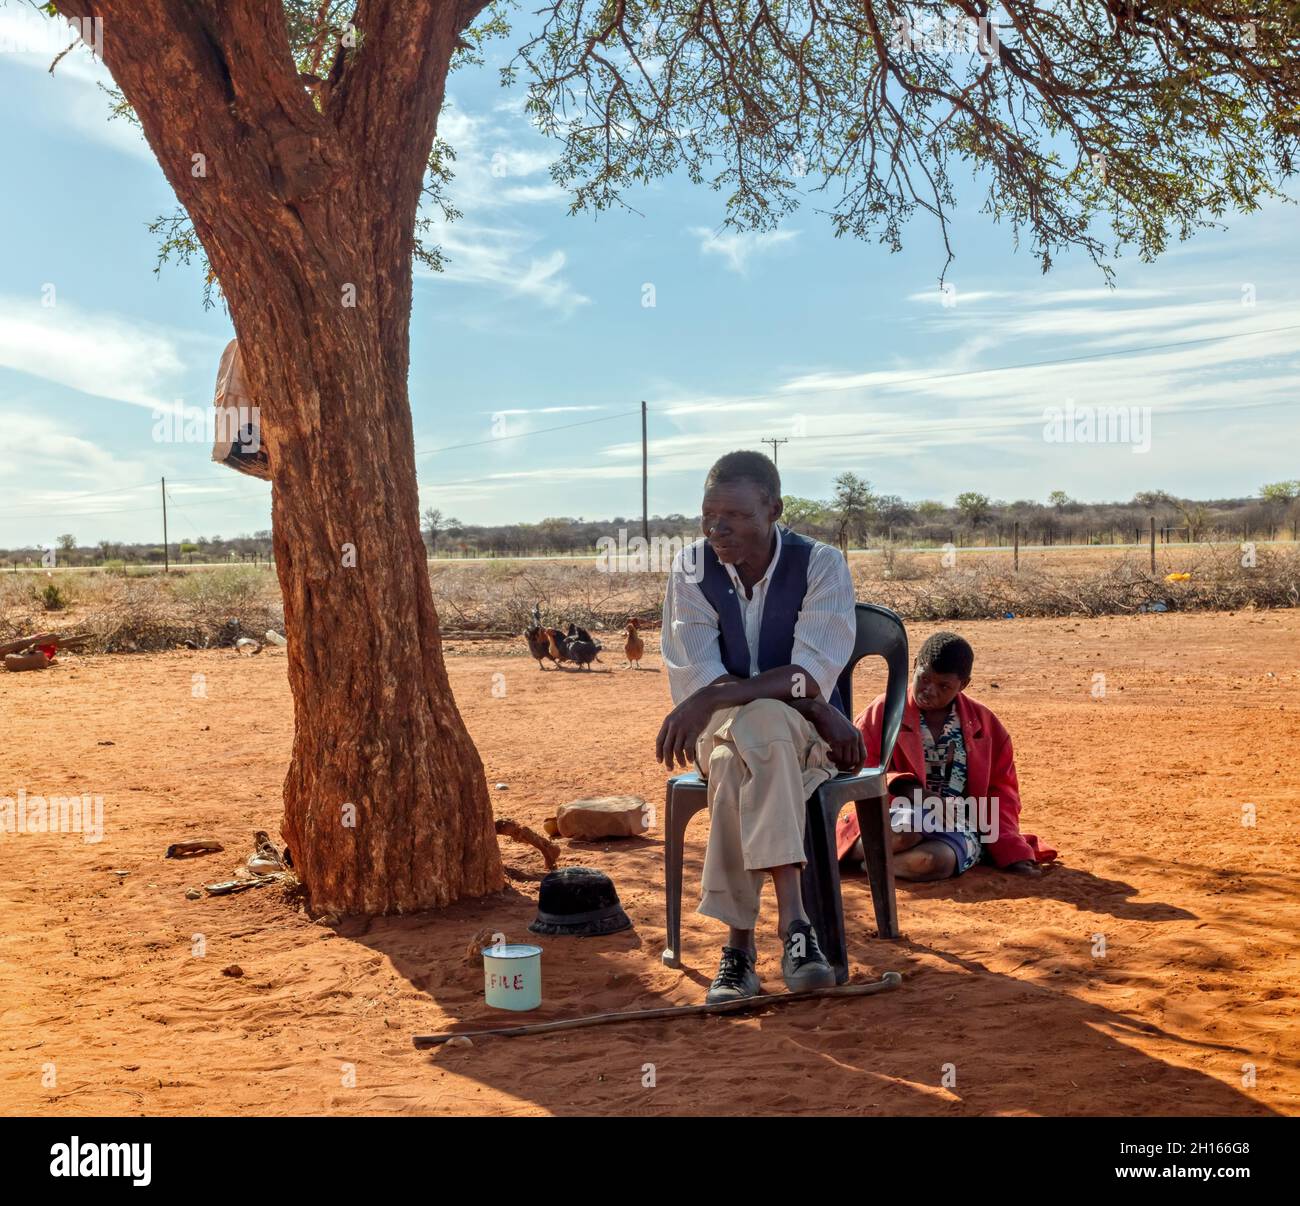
(1149, 516, 1156, 572)
(1013, 521, 1020, 572)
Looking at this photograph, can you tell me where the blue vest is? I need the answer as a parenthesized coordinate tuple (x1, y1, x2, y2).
(697, 526, 847, 716)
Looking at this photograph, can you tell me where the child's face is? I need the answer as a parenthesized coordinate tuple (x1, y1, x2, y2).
(912, 663, 968, 710)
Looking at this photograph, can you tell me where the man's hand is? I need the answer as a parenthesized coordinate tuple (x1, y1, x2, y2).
(804, 700, 867, 773)
(655, 690, 722, 769)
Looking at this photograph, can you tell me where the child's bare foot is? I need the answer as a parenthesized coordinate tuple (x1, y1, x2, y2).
(1001, 859, 1042, 877)
(889, 841, 956, 881)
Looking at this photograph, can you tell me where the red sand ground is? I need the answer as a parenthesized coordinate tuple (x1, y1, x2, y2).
(1, 611, 1297, 1116)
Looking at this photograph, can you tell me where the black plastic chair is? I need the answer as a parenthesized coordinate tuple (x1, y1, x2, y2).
(662, 602, 909, 983)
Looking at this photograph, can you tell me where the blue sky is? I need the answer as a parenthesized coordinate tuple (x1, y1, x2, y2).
(1, 5, 1298, 548)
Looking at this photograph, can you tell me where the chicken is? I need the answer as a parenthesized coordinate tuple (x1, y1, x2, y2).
(562, 622, 602, 670)
(623, 618, 644, 669)
(545, 628, 571, 667)
(524, 625, 556, 669)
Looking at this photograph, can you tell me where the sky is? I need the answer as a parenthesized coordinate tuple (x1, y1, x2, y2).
(1, 5, 1298, 549)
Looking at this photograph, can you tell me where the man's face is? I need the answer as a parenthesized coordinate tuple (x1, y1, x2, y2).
(701, 480, 780, 566)
(912, 663, 968, 710)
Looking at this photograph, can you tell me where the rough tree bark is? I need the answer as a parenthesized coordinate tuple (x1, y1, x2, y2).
(53, 0, 504, 914)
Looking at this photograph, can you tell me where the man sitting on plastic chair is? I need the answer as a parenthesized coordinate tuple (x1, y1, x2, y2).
(657, 450, 866, 1003)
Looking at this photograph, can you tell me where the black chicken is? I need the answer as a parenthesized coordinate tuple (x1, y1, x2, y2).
(563, 622, 602, 670)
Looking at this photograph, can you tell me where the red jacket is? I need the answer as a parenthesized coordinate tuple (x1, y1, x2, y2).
(835, 690, 1057, 867)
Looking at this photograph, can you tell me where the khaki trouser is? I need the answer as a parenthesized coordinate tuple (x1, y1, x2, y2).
(695, 699, 836, 929)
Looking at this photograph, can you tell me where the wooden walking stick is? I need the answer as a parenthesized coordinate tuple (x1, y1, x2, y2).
(413, 971, 902, 1047)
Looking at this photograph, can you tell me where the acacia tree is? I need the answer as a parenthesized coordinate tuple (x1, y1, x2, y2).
(832, 472, 877, 548)
(36, 0, 1300, 915)
(955, 490, 992, 528)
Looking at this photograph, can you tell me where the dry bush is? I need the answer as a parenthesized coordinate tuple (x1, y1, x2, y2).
(879, 541, 926, 582)
(0, 567, 283, 653)
(429, 561, 665, 632)
(4, 546, 1295, 655)
(860, 546, 1300, 620)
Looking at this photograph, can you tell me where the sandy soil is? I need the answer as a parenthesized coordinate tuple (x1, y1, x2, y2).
(1, 610, 1297, 1116)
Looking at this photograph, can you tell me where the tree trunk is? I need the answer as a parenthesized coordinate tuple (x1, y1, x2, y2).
(55, 0, 505, 914)
(265, 315, 504, 916)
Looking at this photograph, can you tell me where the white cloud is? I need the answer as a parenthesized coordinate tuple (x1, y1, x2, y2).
(0, 294, 202, 409)
(0, 7, 154, 162)
(630, 283, 1300, 490)
(488, 406, 606, 415)
(436, 103, 562, 214)
(419, 100, 585, 313)
(499, 183, 567, 205)
(691, 226, 799, 274)
(906, 286, 1179, 307)
(423, 222, 589, 313)
(0, 410, 128, 485)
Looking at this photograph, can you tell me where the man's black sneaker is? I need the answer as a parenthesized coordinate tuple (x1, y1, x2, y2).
(781, 920, 836, 992)
(705, 945, 761, 1004)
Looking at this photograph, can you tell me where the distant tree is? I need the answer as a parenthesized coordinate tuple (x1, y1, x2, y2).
(915, 500, 947, 520)
(1260, 480, 1300, 504)
(1259, 480, 1300, 539)
(1175, 500, 1211, 542)
(1048, 490, 1072, 510)
(56, 533, 77, 551)
(1132, 489, 1178, 509)
(422, 507, 444, 553)
(832, 473, 877, 551)
(875, 494, 915, 528)
(955, 491, 991, 527)
(781, 495, 831, 532)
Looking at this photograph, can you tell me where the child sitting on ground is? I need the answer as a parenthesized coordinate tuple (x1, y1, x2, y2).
(836, 631, 1056, 880)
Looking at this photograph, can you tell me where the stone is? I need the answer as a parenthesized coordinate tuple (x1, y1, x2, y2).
(554, 795, 650, 841)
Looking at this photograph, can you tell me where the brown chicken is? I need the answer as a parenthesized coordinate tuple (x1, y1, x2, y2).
(524, 625, 557, 669)
(623, 618, 644, 669)
(545, 628, 571, 667)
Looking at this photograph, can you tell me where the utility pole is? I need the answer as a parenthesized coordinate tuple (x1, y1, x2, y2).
(761, 436, 788, 469)
(641, 400, 649, 543)
(161, 477, 170, 574)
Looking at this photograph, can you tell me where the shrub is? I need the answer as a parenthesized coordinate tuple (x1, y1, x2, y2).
(40, 582, 67, 611)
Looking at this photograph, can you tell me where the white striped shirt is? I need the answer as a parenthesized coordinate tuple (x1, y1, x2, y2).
(661, 528, 856, 705)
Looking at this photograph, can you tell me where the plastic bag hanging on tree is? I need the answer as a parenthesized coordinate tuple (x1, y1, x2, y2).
(211, 339, 270, 480)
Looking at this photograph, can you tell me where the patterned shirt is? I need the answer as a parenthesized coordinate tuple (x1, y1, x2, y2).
(921, 703, 967, 799)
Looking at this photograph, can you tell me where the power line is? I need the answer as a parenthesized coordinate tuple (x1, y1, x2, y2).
(414, 408, 641, 458)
